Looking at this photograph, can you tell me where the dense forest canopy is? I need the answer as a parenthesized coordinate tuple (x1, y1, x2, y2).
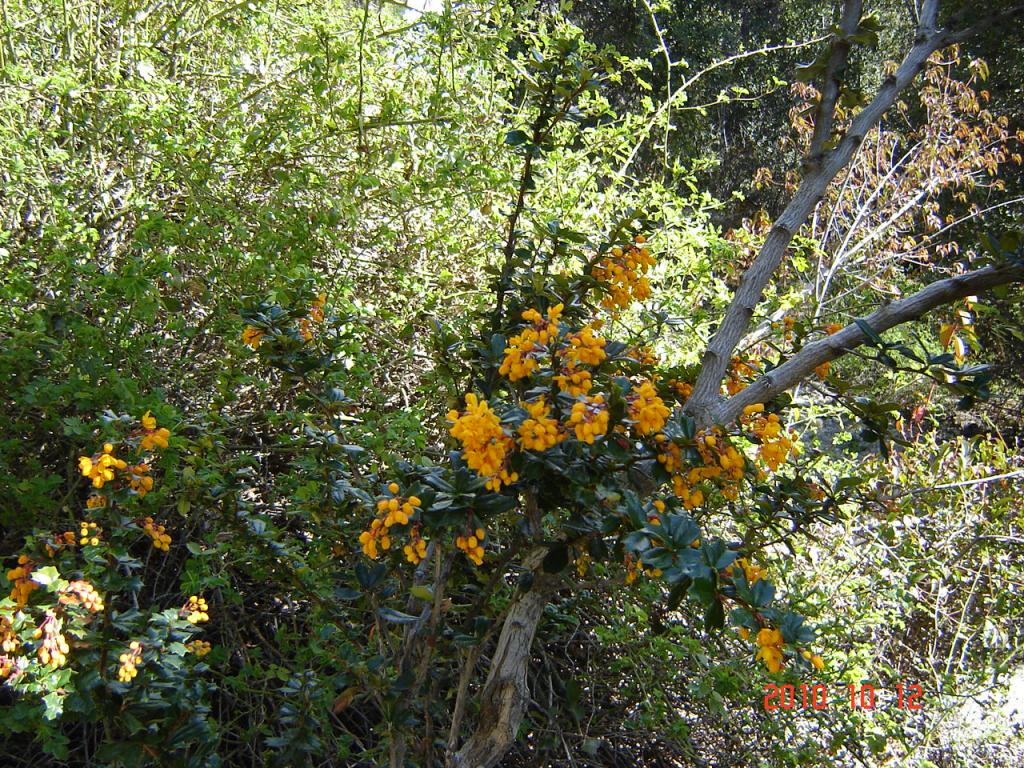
(1, 1, 1022, 766)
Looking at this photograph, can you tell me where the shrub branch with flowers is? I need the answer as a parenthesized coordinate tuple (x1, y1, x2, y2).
(1, 409, 217, 761)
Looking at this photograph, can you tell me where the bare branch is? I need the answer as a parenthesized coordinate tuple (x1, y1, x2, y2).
(615, 38, 827, 179)
(709, 261, 1024, 425)
(685, 0, 952, 423)
(807, 0, 864, 165)
(883, 468, 1024, 499)
(942, 3, 1024, 45)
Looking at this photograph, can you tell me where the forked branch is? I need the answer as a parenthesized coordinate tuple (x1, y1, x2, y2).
(684, 0, 959, 424)
(710, 262, 1024, 425)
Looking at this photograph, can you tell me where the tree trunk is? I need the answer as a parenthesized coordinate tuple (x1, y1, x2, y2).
(446, 550, 560, 768)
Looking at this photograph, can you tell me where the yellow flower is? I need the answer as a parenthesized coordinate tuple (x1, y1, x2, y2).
(448, 393, 517, 490)
(553, 366, 592, 396)
(79, 448, 127, 489)
(560, 326, 607, 368)
(139, 412, 171, 450)
(118, 641, 143, 682)
(755, 627, 785, 673)
(129, 463, 154, 497)
(568, 394, 610, 444)
(142, 517, 172, 552)
(6, 555, 38, 607)
(734, 557, 766, 584)
(403, 536, 428, 565)
(183, 595, 209, 624)
(499, 304, 563, 381)
(63, 580, 104, 612)
(756, 644, 784, 673)
(517, 397, 564, 452)
(36, 613, 70, 669)
(627, 380, 670, 436)
(242, 326, 264, 349)
(186, 639, 212, 657)
(592, 237, 656, 311)
(456, 529, 485, 565)
(309, 293, 327, 322)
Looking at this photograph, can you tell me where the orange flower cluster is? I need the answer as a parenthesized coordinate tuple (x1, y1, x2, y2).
(78, 521, 101, 546)
(627, 345, 659, 366)
(802, 649, 826, 671)
(755, 627, 784, 673)
(243, 292, 328, 347)
(242, 326, 264, 349)
(128, 463, 154, 497)
(6, 556, 37, 607)
(403, 528, 428, 565)
(139, 411, 171, 450)
(359, 483, 423, 559)
(648, 498, 667, 525)
(79, 414, 169, 504)
(553, 366, 592, 396)
(733, 557, 765, 584)
(559, 326, 607, 368)
(60, 580, 104, 613)
(309, 293, 327, 323)
(568, 394, 610, 444)
(743, 621, 823, 673)
(35, 612, 70, 668)
(592, 236, 655, 311)
(79, 444, 127, 489)
(655, 428, 745, 509)
(499, 304, 563, 381)
(183, 595, 209, 624)
(118, 641, 142, 682)
(771, 315, 796, 342)
(448, 394, 517, 491)
(1, 617, 18, 653)
(815, 323, 843, 379)
(668, 379, 693, 401)
(44, 530, 76, 557)
(627, 380, 670, 436)
(552, 324, 605, 395)
(742, 404, 798, 471)
(624, 552, 661, 584)
(725, 357, 758, 396)
(456, 527, 486, 566)
(186, 639, 212, 657)
(142, 517, 172, 552)
(517, 397, 564, 452)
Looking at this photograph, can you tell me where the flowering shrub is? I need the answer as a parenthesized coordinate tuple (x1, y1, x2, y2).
(0, 412, 217, 759)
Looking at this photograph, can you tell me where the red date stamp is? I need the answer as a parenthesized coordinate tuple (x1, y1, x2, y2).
(763, 683, 923, 711)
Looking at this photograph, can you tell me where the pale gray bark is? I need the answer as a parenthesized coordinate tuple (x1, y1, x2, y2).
(447, 546, 562, 768)
(711, 262, 1024, 426)
(685, 0, 950, 424)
